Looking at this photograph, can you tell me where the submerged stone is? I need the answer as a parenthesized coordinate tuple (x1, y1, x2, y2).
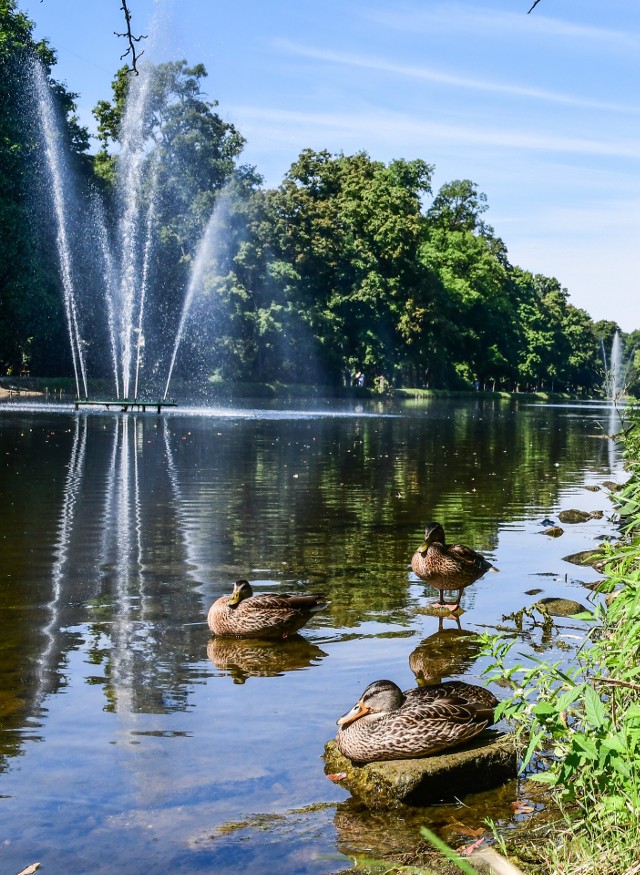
(562, 549, 608, 571)
(323, 732, 517, 810)
(540, 526, 564, 538)
(558, 509, 593, 524)
(535, 596, 588, 617)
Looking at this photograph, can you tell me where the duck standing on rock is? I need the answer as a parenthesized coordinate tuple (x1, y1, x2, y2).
(208, 579, 328, 640)
(411, 522, 498, 611)
(335, 679, 498, 763)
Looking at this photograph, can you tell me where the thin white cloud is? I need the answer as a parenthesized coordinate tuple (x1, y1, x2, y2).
(367, 3, 640, 52)
(232, 105, 640, 161)
(274, 40, 639, 115)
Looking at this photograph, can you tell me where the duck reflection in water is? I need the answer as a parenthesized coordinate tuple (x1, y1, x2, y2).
(207, 579, 329, 639)
(409, 618, 483, 687)
(207, 636, 327, 684)
(411, 522, 498, 611)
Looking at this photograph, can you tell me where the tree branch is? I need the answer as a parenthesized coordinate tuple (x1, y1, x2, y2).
(115, 0, 147, 75)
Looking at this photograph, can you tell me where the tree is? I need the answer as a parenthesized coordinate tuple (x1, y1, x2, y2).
(421, 180, 517, 389)
(263, 149, 434, 384)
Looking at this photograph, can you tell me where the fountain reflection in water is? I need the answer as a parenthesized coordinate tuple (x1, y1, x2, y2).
(36, 416, 88, 701)
(34, 417, 203, 713)
(32, 57, 221, 403)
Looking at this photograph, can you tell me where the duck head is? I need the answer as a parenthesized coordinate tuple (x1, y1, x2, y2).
(336, 679, 405, 727)
(228, 579, 253, 607)
(417, 521, 445, 555)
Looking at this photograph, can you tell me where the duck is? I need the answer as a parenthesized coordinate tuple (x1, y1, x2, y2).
(335, 678, 498, 763)
(411, 522, 497, 610)
(207, 579, 328, 639)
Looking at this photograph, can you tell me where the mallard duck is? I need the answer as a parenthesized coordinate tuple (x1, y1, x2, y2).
(335, 678, 498, 763)
(207, 579, 328, 639)
(411, 522, 497, 610)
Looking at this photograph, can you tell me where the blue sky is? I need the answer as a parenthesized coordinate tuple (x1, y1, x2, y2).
(19, 0, 640, 331)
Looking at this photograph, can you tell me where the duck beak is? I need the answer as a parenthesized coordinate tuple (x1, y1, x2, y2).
(337, 699, 370, 727)
(418, 541, 429, 556)
(228, 588, 242, 606)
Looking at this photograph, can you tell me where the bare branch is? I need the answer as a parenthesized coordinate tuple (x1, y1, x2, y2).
(527, 0, 543, 12)
(115, 0, 147, 75)
(588, 675, 640, 693)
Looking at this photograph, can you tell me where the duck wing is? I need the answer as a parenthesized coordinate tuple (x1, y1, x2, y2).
(279, 593, 328, 613)
(405, 694, 495, 731)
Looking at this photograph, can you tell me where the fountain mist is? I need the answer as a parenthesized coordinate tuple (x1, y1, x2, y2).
(163, 200, 224, 400)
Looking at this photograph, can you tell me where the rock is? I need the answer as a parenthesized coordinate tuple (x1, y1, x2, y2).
(541, 526, 564, 538)
(585, 485, 601, 492)
(562, 549, 607, 571)
(558, 509, 592, 524)
(323, 732, 517, 810)
(602, 480, 623, 493)
(536, 597, 588, 617)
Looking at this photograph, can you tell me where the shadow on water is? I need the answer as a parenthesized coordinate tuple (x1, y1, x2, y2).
(0, 397, 627, 872)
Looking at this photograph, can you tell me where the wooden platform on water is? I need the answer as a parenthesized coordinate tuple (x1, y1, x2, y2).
(73, 399, 178, 413)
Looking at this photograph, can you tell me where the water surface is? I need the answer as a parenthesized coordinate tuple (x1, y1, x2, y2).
(0, 397, 623, 872)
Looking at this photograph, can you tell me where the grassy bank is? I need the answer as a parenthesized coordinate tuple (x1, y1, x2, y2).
(2, 375, 592, 405)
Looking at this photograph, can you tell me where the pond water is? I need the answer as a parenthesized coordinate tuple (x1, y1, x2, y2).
(0, 396, 625, 873)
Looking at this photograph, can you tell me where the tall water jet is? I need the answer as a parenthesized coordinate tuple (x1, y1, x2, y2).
(603, 330, 631, 404)
(115, 69, 157, 400)
(609, 330, 623, 402)
(163, 199, 225, 400)
(33, 62, 88, 399)
(92, 193, 122, 399)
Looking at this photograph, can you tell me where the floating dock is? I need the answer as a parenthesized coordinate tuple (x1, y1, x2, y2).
(73, 399, 178, 413)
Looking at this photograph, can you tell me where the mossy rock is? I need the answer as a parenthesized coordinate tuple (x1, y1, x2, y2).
(535, 596, 588, 617)
(562, 549, 608, 571)
(602, 480, 623, 493)
(540, 526, 564, 538)
(558, 509, 592, 524)
(323, 732, 517, 810)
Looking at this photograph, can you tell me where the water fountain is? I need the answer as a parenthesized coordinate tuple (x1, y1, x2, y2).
(602, 329, 633, 404)
(33, 59, 223, 409)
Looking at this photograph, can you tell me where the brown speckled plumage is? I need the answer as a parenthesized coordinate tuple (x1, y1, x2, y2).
(336, 679, 498, 763)
(207, 579, 328, 639)
(411, 522, 497, 609)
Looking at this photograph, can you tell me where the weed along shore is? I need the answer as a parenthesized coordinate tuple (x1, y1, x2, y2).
(471, 406, 640, 875)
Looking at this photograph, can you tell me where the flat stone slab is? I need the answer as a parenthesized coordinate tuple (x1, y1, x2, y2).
(323, 731, 517, 810)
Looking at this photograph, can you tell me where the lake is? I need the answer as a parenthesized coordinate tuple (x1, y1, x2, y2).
(0, 396, 624, 873)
